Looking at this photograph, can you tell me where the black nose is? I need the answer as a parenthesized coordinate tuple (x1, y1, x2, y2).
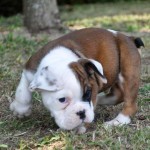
(76, 110, 86, 120)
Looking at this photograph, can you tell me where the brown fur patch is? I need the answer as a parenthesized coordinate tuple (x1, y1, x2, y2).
(70, 59, 104, 107)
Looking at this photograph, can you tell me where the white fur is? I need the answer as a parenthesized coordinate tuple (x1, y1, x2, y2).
(119, 73, 124, 83)
(89, 59, 107, 83)
(107, 29, 118, 35)
(10, 71, 32, 118)
(89, 59, 104, 75)
(29, 67, 63, 92)
(10, 46, 103, 130)
(76, 125, 87, 134)
(104, 113, 131, 126)
(24, 71, 34, 82)
(51, 101, 94, 130)
(138, 48, 142, 56)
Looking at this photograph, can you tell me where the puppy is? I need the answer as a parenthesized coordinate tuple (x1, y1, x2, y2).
(10, 28, 144, 133)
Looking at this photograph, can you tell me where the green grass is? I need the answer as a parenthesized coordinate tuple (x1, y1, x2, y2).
(60, 1, 150, 20)
(0, 1, 150, 149)
(63, 14, 150, 32)
(0, 14, 23, 32)
(61, 1, 150, 32)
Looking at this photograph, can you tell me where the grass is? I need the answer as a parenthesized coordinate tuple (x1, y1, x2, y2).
(0, 14, 23, 32)
(0, 1, 150, 149)
(63, 14, 150, 32)
(60, 1, 150, 32)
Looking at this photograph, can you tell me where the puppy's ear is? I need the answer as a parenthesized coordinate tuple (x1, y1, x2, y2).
(29, 66, 62, 92)
(70, 61, 89, 87)
(80, 59, 107, 84)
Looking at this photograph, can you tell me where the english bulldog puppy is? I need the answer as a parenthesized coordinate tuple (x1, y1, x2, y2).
(10, 28, 144, 133)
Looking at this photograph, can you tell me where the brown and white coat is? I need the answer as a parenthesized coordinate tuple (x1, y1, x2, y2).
(10, 28, 144, 133)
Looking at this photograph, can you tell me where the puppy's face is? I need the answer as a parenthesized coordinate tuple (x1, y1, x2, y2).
(41, 89, 95, 130)
(29, 59, 107, 130)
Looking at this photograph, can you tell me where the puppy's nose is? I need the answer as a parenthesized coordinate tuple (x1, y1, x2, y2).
(76, 110, 86, 120)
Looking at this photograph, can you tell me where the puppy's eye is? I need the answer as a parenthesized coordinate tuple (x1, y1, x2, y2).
(59, 97, 66, 103)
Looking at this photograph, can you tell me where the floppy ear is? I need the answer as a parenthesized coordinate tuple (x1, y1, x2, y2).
(82, 59, 107, 84)
(29, 66, 62, 92)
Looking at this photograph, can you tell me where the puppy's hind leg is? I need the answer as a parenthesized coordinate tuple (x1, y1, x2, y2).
(10, 70, 33, 118)
(99, 80, 131, 126)
(97, 80, 131, 126)
(104, 34, 141, 126)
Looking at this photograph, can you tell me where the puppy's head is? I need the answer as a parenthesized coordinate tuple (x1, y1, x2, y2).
(29, 58, 107, 130)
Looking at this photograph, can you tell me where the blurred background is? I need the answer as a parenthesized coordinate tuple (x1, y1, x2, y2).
(0, 0, 150, 32)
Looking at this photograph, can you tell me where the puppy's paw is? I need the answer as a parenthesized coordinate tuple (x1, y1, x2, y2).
(10, 100, 32, 118)
(104, 113, 131, 127)
(76, 126, 86, 134)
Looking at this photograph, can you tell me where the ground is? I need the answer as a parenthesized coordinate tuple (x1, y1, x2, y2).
(0, 1, 150, 149)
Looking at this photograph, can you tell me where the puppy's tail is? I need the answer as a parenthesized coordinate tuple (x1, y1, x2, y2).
(134, 37, 144, 48)
(130, 36, 144, 55)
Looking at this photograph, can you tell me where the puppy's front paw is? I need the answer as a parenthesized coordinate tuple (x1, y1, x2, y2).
(76, 126, 86, 134)
(104, 113, 131, 127)
(10, 100, 32, 118)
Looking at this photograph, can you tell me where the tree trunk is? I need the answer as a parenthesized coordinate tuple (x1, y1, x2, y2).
(23, 0, 60, 33)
